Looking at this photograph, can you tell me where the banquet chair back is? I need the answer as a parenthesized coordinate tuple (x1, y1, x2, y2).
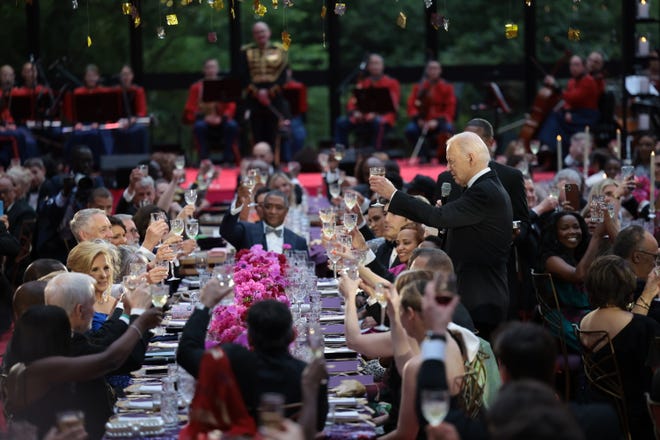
(574, 326, 631, 440)
(646, 393, 660, 440)
(531, 270, 578, 400)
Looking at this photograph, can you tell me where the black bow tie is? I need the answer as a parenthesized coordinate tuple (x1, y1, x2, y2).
(265, 226, 283, 237)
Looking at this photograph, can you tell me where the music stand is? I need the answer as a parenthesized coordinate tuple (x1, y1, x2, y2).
(283, 88, 303, 116)
(74, 90, 122, 123)
(353, 87, 396, 114)
(9, 95, 34, 124)
(202, 78, 242, 103)
(119, 89, 137, 118)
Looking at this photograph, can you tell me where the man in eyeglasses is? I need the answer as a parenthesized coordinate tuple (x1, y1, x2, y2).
(612, 225, 660, 323)
(220, 188, 307, 254)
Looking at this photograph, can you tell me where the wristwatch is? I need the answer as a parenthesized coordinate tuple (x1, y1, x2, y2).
(425, 331, 446, 341)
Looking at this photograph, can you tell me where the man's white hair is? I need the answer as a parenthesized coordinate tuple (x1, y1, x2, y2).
(70, 208, 107, 242)
(44, 272, 95, 316)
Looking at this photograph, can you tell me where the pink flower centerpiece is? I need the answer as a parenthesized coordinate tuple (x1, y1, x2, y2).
(207, 245, 289, 347)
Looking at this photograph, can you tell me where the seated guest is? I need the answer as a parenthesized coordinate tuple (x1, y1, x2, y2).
(69, 208, 113, 243)
(281, 69, 308, 162)
(0, 64, 39, 163)
(536, 211, 605, 351)
(114, 213, 140, 246)
(87, 186, 113, 216)
(113, 65, 149, 155)
(0, 172, 36, 241)
(405, 60, 456, 162)
(108, 216, 127, 247)
(335, 54, 400, 149)
(389, 222, 425, 276)
(67, 241, 120, 329)
(612, 225, 660, 322)
(3, 302, 160, 439)
(580, 255, 660, 440)
(23, 258, 67, 283)
(181, 299, 327, 438)
(115, 170, 156, 215)
(220, 188, 307, 253)
(182, 58, 238, 164)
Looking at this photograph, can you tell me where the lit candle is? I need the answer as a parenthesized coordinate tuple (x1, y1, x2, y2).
(557, 135, 563, 171)
(616, 128, 621, 160)
(639, 36, 650, 56)
(638, 0, 650, 19)
(651, 151, 656, 217)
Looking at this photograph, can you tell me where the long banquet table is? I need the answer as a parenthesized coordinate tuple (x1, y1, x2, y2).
(103, 276, 377, 439)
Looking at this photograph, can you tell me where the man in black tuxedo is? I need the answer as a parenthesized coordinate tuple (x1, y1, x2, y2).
(371, 131, 512, 339)
(436, 118, 530, 320)
(220, 188, 307, 253)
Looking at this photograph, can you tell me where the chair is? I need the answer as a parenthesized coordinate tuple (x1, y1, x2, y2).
(574, 327, 631, 440)
(646, 393, 660, 440)
(530, 270, 581, 400)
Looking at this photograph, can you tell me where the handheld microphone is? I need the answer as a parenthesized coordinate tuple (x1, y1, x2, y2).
(440, 182, 452, 205)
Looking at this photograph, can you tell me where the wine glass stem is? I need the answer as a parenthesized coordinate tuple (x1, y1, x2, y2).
(333, 262, 337, 279)
(380, 305, 386, 328)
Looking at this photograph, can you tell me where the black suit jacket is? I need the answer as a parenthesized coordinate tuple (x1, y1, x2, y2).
(390, 170, 512, 321)
(177, 307, 211, 378)
(7, 198, 36, 240)
(220, 211, 308, 253)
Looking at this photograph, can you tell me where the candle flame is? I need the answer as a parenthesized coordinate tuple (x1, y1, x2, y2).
(641, 36, 648, 43)
(641, 0, 647, 5)
(556, 135, 562, 141)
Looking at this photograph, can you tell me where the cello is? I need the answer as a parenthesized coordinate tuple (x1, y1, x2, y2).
(518, 51, 572, 148)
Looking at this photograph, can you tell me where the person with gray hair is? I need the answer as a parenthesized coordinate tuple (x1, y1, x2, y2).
(43, 271, 159, 439)
(369, 131, 513, 340)
(115, 169, 156, 216)
(69, 208, 113, 243)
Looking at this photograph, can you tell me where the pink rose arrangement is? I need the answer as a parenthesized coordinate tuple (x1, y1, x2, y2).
(207, 245, 289, 346)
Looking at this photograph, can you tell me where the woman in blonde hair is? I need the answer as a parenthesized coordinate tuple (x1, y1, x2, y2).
(67, 240, 119, 330)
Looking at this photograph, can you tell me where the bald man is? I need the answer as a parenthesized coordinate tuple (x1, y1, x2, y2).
(370, 132, 512, 339)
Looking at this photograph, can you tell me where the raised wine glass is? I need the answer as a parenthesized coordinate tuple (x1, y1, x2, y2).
(167, 219, 184, 281)
(374, 283, 389, 331)
(344, 191, 358, 211)
(342, 213, 357, 233)
(370, 166, 386, 207)
(184, 189, 198, 206)
(243, 174, 257, 207)
(185, 218, 199, 240)
(420, 389, 451, 427)
(328, 183, 341, 200)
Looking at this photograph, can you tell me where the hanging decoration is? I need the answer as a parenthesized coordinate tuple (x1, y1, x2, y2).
(272, 0, 279, 8)
(254, 0, 267, 16)
(208, 31, 218, 43)
(524, 0, 531, 5)
(430, 12, 441, 30)
(320, 3, 327, 48)
(567, 27, 581, 41)
(334, 2, 346, 16)
(281, 31, 292, 50)
(72, 0, 79, 9)
(505, 22, 518, 39)
(166, 13, 179, 25)
(210, 0, 224, 10)
(122, 2, 132, 14)
(396, 11, 407, 29)
(85, 0, 92, 46)
(423, 0, 432, 8)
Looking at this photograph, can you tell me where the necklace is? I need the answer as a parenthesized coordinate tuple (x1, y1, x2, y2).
(96, 293, 110, 305)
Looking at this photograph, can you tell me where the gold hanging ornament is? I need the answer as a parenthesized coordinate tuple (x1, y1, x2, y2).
(567, 26, 581, 41)
(253, 0, 267, 16)
(272, 0, 278, 8)
(524, 0, 531, 5)
(396, 11, 407, 29)
(121, 2, 132, 14)
(166, 13, 179, 25)
(87, 35, 92, 47)
(504, 22, 518, 39)
(209, 0, 224, 10)
(320, 4, 327, 17)
(281, 30, 292, 50)
(133, 16, 141, 27)
(334, 2, 346, 16)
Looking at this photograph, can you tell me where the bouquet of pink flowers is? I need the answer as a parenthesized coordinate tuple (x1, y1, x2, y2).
(207, 245, 289, 347)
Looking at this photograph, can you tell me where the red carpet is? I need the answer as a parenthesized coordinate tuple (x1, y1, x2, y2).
(183, 162, 556, 204)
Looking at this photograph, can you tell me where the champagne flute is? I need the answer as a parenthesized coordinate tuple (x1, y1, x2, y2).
(174, 155, 186, 184)
(343, 213, 357, 233)
(151, 284, 169, 308)
(329, 182, 341, 200)
(344, 191, 358, 210)
(374, 283, 389, 331)
(529, 140, 540, 166)
(186, 218, 199, 240)
(333, 144, 345, 161)
(168, 219, 184, 281)
(307, 323, 324, 359)
(328, 242, 342, 278)
(319, 207, 335, 224)
(321, 222, 335, 240)
(420, 389, 451, 427)
(184, 188, 198, 206)
(243, 174, 257, 207)
(150, 211, 168, 245)
(370, 166, 386, 207)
